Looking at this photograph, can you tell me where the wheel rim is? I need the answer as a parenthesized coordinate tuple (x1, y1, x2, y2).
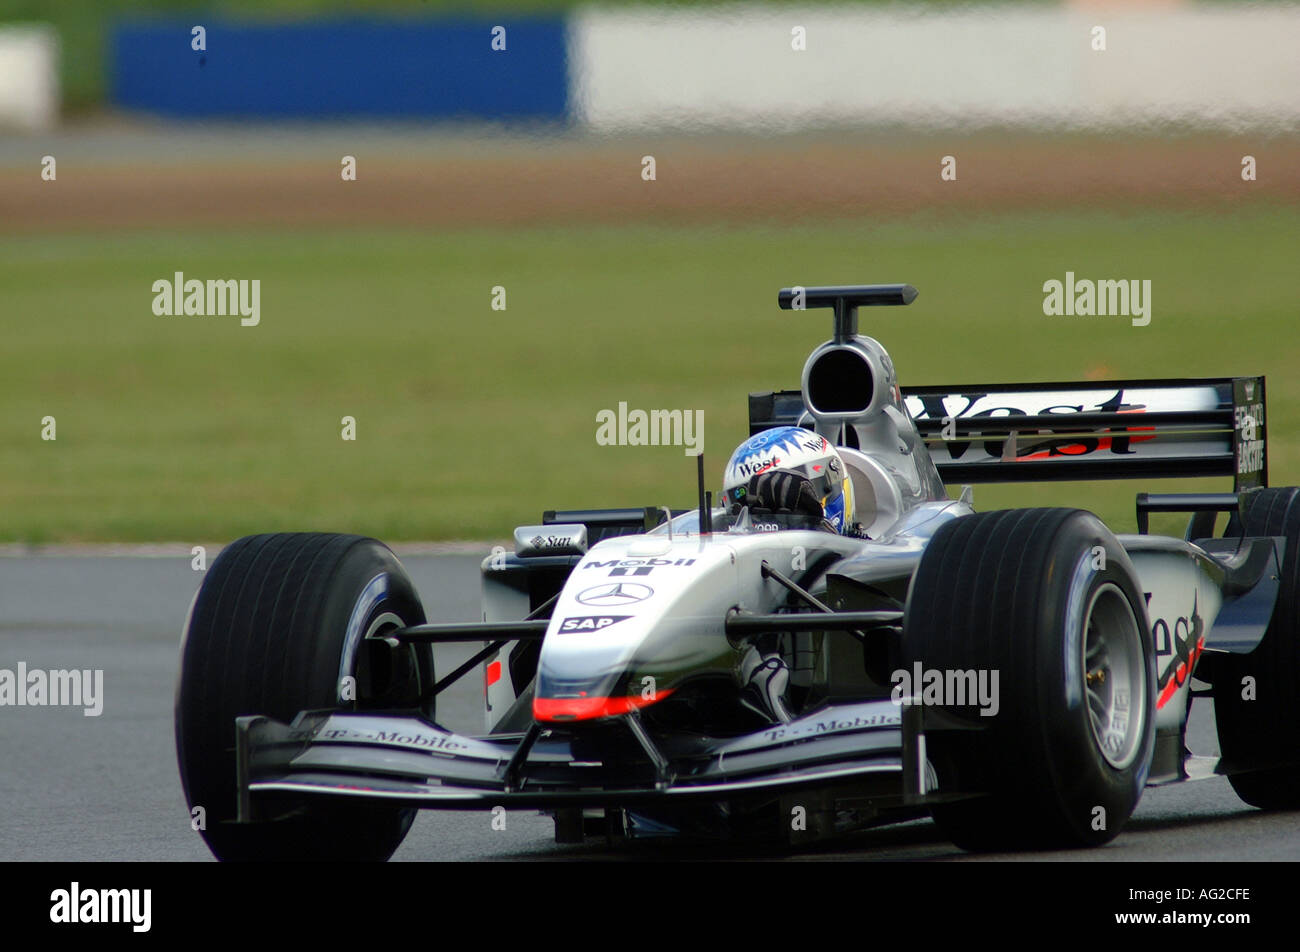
(341, 573, 426, 707)
(1081, 582, 1146, 770)
(354, 609, 429, 705)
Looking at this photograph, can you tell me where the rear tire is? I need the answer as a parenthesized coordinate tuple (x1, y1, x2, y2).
(176, 532, 432, 861)
(904, 508, 1156, 850)
(1214, 487, 1300, 808)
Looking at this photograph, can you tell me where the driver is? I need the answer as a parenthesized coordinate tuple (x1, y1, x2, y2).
(722, 426, 856, 534)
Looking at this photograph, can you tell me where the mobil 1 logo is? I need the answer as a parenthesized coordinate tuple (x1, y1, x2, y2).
(582, 557, 696, 577)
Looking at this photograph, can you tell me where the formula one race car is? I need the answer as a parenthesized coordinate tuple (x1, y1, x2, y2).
(175, 283, 1299, 861)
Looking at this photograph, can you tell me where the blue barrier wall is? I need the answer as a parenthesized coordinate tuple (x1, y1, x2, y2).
(110, 18, 568, 119)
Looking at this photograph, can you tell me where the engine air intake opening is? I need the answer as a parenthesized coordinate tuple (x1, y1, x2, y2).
(806, 349, 874, 414)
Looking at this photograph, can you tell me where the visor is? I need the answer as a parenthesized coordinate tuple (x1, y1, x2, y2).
(792, 457, 843, 510)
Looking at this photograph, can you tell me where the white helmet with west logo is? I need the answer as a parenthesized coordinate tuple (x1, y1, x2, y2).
(722, 426, 855, 533)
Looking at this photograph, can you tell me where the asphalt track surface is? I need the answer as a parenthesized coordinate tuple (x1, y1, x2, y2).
(1, 553, 1297, 862)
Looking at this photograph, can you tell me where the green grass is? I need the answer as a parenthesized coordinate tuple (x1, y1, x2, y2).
(1, 204, 1297, 543)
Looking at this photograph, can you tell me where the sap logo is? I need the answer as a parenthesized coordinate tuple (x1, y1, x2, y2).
(559, 615, 631, 633)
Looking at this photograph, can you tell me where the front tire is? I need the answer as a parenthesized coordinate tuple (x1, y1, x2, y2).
(904, 508, 1156, 850)
(175, 532, 432, 861)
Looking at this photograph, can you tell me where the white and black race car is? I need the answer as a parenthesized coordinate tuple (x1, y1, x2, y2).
(175, 284, 1296, 860)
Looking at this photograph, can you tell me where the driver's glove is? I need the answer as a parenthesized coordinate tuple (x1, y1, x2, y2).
(736, 471, 825, 520)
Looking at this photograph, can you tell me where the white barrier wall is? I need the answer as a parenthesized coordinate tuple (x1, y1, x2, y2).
(0, 23, 59, 129)
(569, 4, 1300, 132)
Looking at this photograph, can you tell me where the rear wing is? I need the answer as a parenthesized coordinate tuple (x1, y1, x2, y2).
(749, 376, 1267, 490)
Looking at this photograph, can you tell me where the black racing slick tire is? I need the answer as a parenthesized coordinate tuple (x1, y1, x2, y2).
(175, 533, 432, 862)
(1214, 487, 1300, 808)
(903, 508, 1156, 851)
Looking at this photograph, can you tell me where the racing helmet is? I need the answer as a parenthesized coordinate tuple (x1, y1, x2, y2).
(722, 426, 855, 534)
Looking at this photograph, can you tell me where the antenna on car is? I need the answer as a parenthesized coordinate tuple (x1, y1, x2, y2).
(696, 454, 711, 536)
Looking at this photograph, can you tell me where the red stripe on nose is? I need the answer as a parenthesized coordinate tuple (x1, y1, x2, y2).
(533, 689, 673, 722)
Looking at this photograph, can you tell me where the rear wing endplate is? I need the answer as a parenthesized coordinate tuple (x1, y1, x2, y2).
(750, 376, 1266, 489)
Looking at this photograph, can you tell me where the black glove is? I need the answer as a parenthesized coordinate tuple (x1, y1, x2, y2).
(735, 471, 825, 520)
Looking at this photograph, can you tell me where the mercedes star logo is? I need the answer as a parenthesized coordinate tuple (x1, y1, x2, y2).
(576, 582, 654, 607)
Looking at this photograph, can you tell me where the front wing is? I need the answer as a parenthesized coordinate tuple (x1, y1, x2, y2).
(233, 700, 930, 819)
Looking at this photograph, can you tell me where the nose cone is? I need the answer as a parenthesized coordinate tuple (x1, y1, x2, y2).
(533, 535, 739, 723)
(534, 640, 636, 724)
